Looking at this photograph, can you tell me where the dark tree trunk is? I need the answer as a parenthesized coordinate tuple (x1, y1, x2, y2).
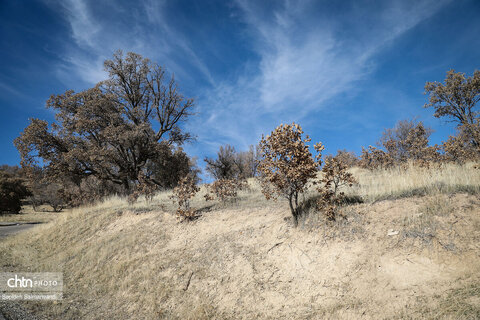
(122, 178, 130, 193)
(288, 192, 299, 227)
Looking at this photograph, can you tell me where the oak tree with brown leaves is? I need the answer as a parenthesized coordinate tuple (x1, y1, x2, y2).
(360, 120, 441, 169)
(424, 69, 480, 153)
(15, 51, 195, 197)
(442, 123, 480, 163)
(359, 145, 393, 169)
(324, 150, 359, 169)
(379, 120, 439, 164)
(257, 123, 324, 226)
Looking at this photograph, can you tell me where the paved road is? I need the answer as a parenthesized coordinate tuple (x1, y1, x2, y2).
(0, 223, 41, 239)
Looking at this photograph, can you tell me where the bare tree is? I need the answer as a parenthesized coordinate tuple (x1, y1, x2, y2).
(204, 145, 238, 180)
(243, 144, 262, 177)
(205, 144, 261, 180)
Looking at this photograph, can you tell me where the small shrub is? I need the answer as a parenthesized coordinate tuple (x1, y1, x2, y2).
(126, 172, 161, 205)
(359, 145, 394, 169)
(204, 178, 247, 204)
(316, 156, 357, 221)
(138, 172, 160, 202)
(360, 120, 443, 169)
(257, 123, 323, 226)
(127, 192, 140, 205)
(324, 150, 359, 168)
(170, 175, 200, 221)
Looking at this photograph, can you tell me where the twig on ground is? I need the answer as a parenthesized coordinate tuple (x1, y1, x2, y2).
(183, 272, 194, 291)
(267, 242, 283, 253)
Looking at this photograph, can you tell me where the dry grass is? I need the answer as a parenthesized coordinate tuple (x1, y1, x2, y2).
(347, 161, 480, 201)
(0, 205, 65, 223)
(0, 162, 479, 319)
(397, 279, 480, 319)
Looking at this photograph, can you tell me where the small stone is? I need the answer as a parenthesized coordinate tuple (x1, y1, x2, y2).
(387, 229, 399, 236)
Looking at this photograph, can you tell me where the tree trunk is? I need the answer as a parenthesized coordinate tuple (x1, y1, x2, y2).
(122, 178, 130, 193)
(288, 193, 298, 227)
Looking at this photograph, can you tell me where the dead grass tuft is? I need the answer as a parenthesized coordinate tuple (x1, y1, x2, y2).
(397, 277, 480, 319)
(347, 162, 480, 202)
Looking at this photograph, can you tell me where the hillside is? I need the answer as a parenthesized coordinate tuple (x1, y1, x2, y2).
(1, 163, 479, 319)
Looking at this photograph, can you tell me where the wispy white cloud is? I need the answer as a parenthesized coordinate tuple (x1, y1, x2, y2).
(61, 0, 100, 48)
(45, 0, 452, 157)
(191, 0, 451, 153)
(47, 0, 214, 87)
(47, 0, 109, 85)
(142, 0, 216, 86)
(241, 0, 450, 111)
(0, 81, 23, 98)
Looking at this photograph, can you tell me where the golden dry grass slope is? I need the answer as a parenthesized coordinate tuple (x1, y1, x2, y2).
(0, 163, 479, 319)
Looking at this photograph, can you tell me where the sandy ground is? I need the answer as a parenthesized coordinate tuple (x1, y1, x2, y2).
(1, 193, 479, 319)
(152, 194, 480, 319)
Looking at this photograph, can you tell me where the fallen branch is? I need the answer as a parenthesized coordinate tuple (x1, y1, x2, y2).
(183, 272, 194, 291)
(267, 242, 283, 253)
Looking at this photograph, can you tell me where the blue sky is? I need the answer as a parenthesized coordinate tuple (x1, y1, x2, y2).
(1, 0, 480, 175)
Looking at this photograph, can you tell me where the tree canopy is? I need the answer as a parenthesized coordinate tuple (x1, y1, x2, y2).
(424, 69, 480, 150)
(424, 69, 480, 125)
(378, 119, 438, 163)
(0, 170, 30, 214)
(15, 51, 195, 193)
